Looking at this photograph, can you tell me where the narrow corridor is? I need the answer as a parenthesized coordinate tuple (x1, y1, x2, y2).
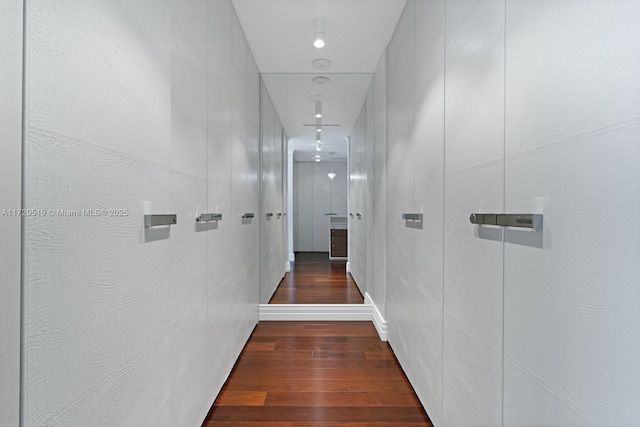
(203, 321, 431, 426)
(269, 253, 363, 304)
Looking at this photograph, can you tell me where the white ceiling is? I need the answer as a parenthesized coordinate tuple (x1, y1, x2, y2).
(232, 0, 406, 160)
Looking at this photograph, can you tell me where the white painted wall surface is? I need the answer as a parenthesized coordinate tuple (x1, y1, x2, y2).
(260, 83, 286, 303)
(348, 103, 368, 294)
(384, 0, 640, 426)
(0, 1, 23, 425)
(22, 0, 260, 425)
(502, 2, 640, 425)
(371, 51, 388, 318)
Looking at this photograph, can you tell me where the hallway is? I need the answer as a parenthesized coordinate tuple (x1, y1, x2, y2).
(204, 321, 431, 426)
(3, 0, 640, 426)
(269, 253, 363, 304)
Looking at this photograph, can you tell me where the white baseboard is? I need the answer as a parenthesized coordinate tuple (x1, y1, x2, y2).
(364, 293, 387, 341)
(258, 299, 387, 342)
(346, 261, 351, 273)
(259, 304, 371, 321)
(285, 261, 290, 272)
(289, 252, 295, 262)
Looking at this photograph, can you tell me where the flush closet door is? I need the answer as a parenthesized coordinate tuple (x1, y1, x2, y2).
(294, 162, 313, 252)
(385, 0, 416, 380)
(442, 0, 505, 425)
(503, 2, 640, 426)
(312, 161, 331, 252)
(410, 1, 445, 425)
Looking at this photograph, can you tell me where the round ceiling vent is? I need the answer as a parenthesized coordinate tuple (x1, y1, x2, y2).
(311, 58, 332, 70)
(312, 76, 331, 85)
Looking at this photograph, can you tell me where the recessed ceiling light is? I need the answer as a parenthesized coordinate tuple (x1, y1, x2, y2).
(312, 76, 330, 85)
(312, 58, 332, 70)
(315, 101, 322, 118)
(315, 154, 320, 158)
(313, 17, 325, 48)
(315, 158, 321, 162)
(316, 145, 322, 151)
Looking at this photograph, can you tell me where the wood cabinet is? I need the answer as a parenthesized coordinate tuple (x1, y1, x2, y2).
(330, 229, 347, 258)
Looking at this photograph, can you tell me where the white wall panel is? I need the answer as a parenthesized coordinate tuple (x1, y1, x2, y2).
(503, 130, 640, 425)
(330, 162, 348, 216)
(170, 15, 208, 180)
(386, 0, 415, 195)
(444, 0, 505, 175)
(260, 82, 285, 303)
(502, 2, 640, 425)
(371, 52, 387, 318)
(294, 162, 313, 251)
(443, 314, 503, 427)
(0, 1, 23, 424)
(411, 1, 445, 423)
(206, 0, 233, 300)
(444, 163, 504, 348)
(385, 1, 640, 426)
(312, 162, 331, 252)
(27, 0, 172, 167)
(23, 0, 261, 424)
(504, 0, 640, 158)
(385, 0, 415, 393)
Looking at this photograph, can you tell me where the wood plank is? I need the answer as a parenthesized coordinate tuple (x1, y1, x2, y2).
(215, 391, 267, 406)
(264, 392, 370, 407)
(202, 321, 432, 426)
(206, 406, 431, 423)
(269, 252, 364, 304)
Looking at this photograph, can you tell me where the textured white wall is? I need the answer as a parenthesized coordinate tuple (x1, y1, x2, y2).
(260, 83, 286, 303)
(348, 101, 368, 294)
(371, 52, 388, 318)
(384, 0, 640, 426)
(0, 1, 23, 425)
(23, 0, 260, 425)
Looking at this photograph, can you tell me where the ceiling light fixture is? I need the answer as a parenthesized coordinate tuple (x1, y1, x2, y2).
(315, 158, 321, 162)
(311, 58, 332, 70)
(313, 17, 325, 48)
(312, 76, 330, 85)
(327, 161, 336, 179)
(316, 145, 322, 151)
(315, 101, 322, 119)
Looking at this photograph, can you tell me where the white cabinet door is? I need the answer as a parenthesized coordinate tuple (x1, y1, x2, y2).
(503, 2, 640, 426)
(294, 162, 313, 251)
(312, 162, 330, 252)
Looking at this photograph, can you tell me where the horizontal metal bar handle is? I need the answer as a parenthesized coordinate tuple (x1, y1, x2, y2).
(470, 213, 543, 229)
(242, 213, 255, 219)
(266, 213, 274, 218)
(144, 214, 177, 227)
(402, 213, 423, 222)
(324, 212, 338, 216)
(196, 213, 222, 222)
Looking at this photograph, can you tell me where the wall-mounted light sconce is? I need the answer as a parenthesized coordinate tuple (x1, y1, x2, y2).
(313, 17, 325, 48)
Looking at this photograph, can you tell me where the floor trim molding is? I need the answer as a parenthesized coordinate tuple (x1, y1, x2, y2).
(258, 299, 388, 342)
(364, 293, 388, 341)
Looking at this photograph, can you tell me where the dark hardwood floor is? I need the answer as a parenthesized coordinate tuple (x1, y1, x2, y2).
(269, 252, 364, 304)
(203, 321, 432, 426)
